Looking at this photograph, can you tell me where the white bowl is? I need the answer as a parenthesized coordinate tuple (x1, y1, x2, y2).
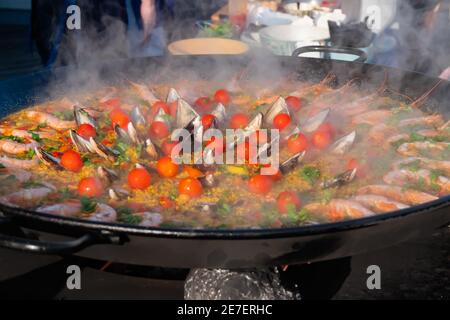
(259, 25, 330, 56)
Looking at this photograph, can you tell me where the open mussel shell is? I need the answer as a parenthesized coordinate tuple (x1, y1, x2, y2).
(331, 131, 356, 155)
(34, 147, 63, 170)
(264, 97, 289, 126)
(109, 188, 130, 201)
(114, 124, 133, 144)
(154, 108, 172, 128)
(280, 151, 306, 174)
(115, 122, 142, 145)
(74, 106, 97, 129)
(321, 168, 357, 189)
(131, 106, 146, 127)
(211, 103, 227, 124)
(69, 129, 94, 153)
(198, 172, 217, 188)
(301, 109, 330, 133)
(166, 88, 181, 104)
(97, 166, 119, 184)
(89, 137, 120, 161)
(144, 138, 160, 160)
(176, 99, 199, 129)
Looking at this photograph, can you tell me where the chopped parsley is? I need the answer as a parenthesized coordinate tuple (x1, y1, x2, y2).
(53, 110, 74, 121)
(28, 131, 42, 142)
(117, 206, 142, 225)
(399, 159, 422, 172)
(80, 197, 98, 214)
(0, 135, 24, 143)
(300, 166, 321, 185)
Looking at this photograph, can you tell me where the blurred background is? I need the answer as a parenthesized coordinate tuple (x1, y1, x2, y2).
(0, 0, 449, 79)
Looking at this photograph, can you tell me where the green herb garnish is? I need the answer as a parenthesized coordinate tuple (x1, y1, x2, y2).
(80, 197, 98, 214)
(300, 166, 321, 185)
(117, 206, 142, 225)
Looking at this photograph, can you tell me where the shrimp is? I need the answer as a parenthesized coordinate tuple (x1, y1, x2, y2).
(397, 141, 450, 157)
(0, 139, 39, 155)
(135, 212, 163, 227)
(393, 157, 450, 176)
(369, 124, 397, 144)
(352, 110, 391, 126)
(10, 129, 55, 140)
(37, 200, 81, 217)
(37, 201, 117, 222)
(0, 155, 39, 169)
(353, 195, 409, 213)
(0, 187, 53, 207)
(383, 169, 450, 194)
(398, 115, 444, 128)
(358, 185, 438, 205)
(304, 199, 375, 222)
(87, 203, 117, 222)
(129, 81, 159, 105)
(0, 167, 31, 183)
(25, 111, 76, 130)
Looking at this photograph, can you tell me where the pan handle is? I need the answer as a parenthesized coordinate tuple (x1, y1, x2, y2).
(292, 46, 367, 63)
(0, 231, 96, 255)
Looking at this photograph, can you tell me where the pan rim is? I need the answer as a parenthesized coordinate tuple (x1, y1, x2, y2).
(1, 194, 449, 239)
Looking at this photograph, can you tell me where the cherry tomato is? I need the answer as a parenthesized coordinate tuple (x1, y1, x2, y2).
(161, 139, 179, 157)
(285, 96, 302, 112)
(347, 158, 368, 178)
(159, 196, 175, 209)
(152, 101, 171, 114)
(312, 130, 332, 149)
(287, 133, 308, 154)
(248, 174, 273, 195)
(128, 168, 152, 190)
(201, 114, 216, 129)
(317, 122, 336, 138)
(184, 165, 204, 178)
(206, 136, 225, 155)
(178, 178, 203, 198)
(61, 150, 84, 173)
(76, 123, 96, 140)
(229, 113, 249, 129)
(156, 156, 179, 178)
(249, 130, 268, 145)
(195, 97, 213, 112)
(214, 89, 231, 104)
(277, 191, 302, 214)
(101, 98, 121, 109)
(109, 108, 130, 129)
(149, 121, 170, 139)
(78, 177, 103, 197)
(169, 101, 178, 117)
(273, 113, 291, 131)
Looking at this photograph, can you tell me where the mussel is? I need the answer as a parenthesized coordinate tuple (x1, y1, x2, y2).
(34, 147, 63, 170)
(321, 168, 357, 189)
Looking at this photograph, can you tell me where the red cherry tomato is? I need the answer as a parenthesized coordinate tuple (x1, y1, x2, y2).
(109, 108, 130, 129)
(248, 174, 273, 195)
(273, 113, 291, 131)
(229, 113, 249, 129)
(347, 158, 368, 178)
(101, 98, 121, 109)
(277, 191, 302, 214)
(159, 196, 175, 209)
(312, 130, 332, 149)
(201, 114, 216, 129)
(285, 96, 302, 112)
(195, 97, 213, 113)
(149, 121, 170, 139)
(287, 133, 308, 154)
(128, 168, 152, 190)
(76, 123, 96, 140)
(156, 156, 179, 178)
(78, 177, 103, 197)
(61, 150, 84, 173)
(317, 122, 336, 138)
(214, 89, 231, 104)
(152, 101, 171, 114)
(161, 139, 179, 157)
(178, 178, 203, 198)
